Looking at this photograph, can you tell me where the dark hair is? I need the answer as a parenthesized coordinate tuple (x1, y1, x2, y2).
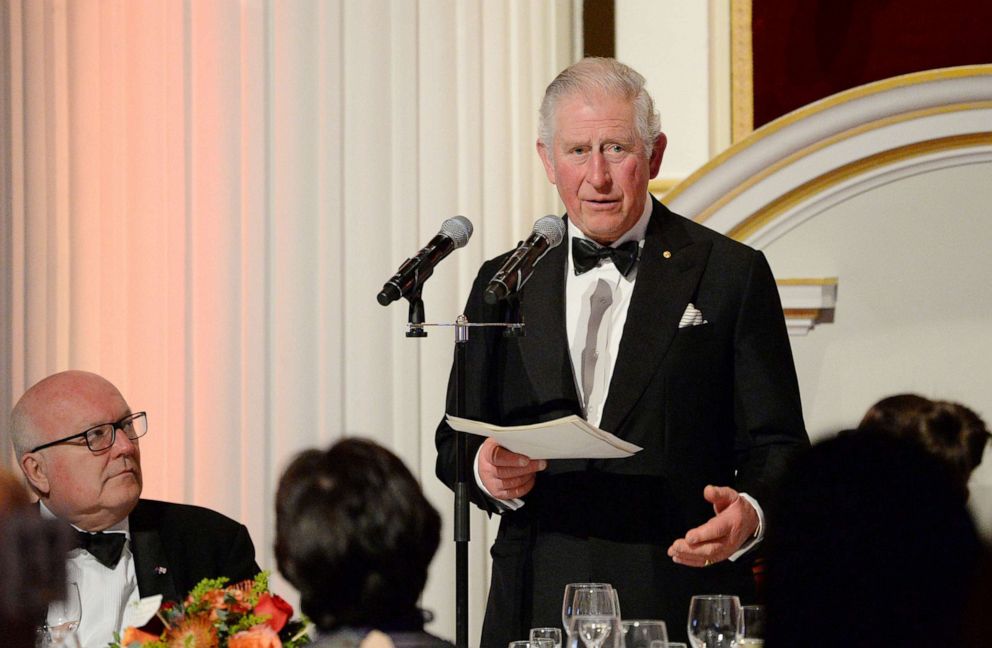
(764, 433, 983, 647)
(1, 470, 74, 648)
(274, 438, 441, 632)
(856, 394, 990, 492)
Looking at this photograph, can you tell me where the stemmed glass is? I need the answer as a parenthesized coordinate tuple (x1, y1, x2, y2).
(43, 582, 82, 648)
(686, 595, 741, 648)
(568, 587, 621, 648)
(621, 619, 669, 648)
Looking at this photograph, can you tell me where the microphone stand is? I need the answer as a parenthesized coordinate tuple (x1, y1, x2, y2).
(406, 302, 523, 648)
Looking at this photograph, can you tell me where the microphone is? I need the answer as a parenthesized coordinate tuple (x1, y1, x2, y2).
(483, 215, 567, 305)
(377, 216, 474, 306)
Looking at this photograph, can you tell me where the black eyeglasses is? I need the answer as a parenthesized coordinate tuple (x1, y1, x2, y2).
(29, 412, 148, 453)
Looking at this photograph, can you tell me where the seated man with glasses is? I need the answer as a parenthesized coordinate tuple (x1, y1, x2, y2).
(10, 370, 260, 647)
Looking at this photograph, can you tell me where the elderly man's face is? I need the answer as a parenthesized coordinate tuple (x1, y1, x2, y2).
(538, 92, 665, 245)
(23, 374, 142, 530)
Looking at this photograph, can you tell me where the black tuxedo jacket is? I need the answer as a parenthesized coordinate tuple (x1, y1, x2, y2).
(435, 199, 808, 646)
(129, 499, 260, 602)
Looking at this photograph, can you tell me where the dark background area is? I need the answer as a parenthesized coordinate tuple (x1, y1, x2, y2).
(753, 0, 992, 128)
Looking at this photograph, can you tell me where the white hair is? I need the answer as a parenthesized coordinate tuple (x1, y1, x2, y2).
(538, 57, 661, 157)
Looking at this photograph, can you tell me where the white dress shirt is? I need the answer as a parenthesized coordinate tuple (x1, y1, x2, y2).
(41, 502, 141, 648)
(473, 197, 764, 557)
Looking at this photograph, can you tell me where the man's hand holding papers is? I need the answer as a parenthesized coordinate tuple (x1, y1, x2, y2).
(447, 414, 642, 503)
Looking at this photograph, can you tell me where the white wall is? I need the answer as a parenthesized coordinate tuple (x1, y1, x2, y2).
(615, 0, 715, 180)
(763, 161, 992, 538)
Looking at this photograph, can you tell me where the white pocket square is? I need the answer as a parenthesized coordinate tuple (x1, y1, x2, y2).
(678, 303, 707, 328)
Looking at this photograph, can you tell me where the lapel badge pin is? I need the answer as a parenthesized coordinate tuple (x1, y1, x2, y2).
(662, 250, 672, 259)
(154, 566, 168, 575)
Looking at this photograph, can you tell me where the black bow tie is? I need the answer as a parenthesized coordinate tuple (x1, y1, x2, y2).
(572, 238, 640, 277)
(76, 530, 127, 569)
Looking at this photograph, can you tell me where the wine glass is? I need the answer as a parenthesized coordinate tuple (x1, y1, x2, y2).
(530, 627, 564, 648)
(621, 619, 669, 648)
(510, 641, 555, 648)
(44, 582, 81, 647)
(737, 604, 766, 647)
(686, 595, 741, 648)
(571, 615, 622, 648)
(569, 587, 621, 648)
(562, 583, 616, 638)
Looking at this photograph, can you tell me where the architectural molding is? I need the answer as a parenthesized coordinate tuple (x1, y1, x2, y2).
(663, 65, 992, 336)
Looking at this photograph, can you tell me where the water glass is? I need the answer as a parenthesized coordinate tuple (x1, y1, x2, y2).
(530, 627, 563, 648)
(686, 594, 742, 648)
(737, 604, 766, 647)
(621, 619, 668, 648)
(509, 641, 555, 648)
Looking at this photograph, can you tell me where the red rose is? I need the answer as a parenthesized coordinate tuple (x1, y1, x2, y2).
(254, 593, 293, 633)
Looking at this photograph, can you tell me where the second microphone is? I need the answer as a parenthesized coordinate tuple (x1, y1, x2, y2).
(483, 215, 567, 305)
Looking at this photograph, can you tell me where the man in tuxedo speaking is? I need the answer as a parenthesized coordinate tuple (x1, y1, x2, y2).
(10, 370, 259, 647)
(435, 58, 809, 646)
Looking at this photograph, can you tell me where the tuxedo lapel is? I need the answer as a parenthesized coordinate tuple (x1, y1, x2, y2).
(128, 501, 179, 602)
(599, 200, 712, 433)
(516, 230, 581, 409)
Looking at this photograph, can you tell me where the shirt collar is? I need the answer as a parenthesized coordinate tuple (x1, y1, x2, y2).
(39, 500, 131, 537)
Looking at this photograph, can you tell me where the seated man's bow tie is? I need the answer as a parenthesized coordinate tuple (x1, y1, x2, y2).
(76, 530, 127, 568)
(572, 238, 640, 277)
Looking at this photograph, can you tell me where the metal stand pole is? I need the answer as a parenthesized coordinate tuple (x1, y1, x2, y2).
(453, 314, 470, 648)
(402, 312, 523, 648)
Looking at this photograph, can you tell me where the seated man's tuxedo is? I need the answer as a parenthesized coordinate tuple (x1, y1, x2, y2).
(128, 498, 259, 601)
(46, 498, 259, 647)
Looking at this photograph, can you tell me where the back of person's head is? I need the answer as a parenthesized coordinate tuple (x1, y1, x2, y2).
(764, 433, 983, 648)
(274, 438, 441, 632)
(856, 394, 990, 494)
(0, 469, 29, 514)
(0, 469, 73, 647)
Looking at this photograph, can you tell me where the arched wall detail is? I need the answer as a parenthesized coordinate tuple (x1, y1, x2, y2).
(651, 66, 992, 335)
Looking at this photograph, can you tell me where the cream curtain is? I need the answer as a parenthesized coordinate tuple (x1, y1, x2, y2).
(0, 0, 575, 641)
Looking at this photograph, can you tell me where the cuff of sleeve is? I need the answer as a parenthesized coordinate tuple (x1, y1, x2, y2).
(728, 492, 764, 561)
(473, 446, 525, 512)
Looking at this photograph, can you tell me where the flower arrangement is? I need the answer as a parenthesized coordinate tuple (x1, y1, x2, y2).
(111, 572, 310, 648)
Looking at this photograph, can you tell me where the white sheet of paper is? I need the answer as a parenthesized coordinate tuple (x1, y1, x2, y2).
(122, 594, 162, 630)
(445, 413, 641, 459)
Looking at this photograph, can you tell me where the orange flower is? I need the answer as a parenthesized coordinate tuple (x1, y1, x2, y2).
(229, 625, 282, 648)
(254, 593, 293, 633)
(164, 616, 218, 647)
(121, 627, 160, 645)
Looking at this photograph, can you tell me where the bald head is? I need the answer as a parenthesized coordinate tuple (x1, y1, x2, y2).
(11, 371, 143, 530)
(11, 371, 125, 458)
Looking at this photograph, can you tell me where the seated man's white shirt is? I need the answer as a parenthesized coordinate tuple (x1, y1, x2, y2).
(41, 501, 140, 648)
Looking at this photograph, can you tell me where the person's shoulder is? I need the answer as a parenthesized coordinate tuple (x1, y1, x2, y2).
(387, 631, 455, 648)
(481, 215, 569, 266)
(657, 201, 759, 258)
(132, 499, 247, 532)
